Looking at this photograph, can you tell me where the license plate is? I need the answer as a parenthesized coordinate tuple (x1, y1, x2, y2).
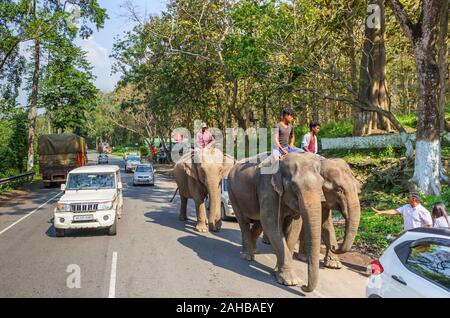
(73, 214, 94, 221)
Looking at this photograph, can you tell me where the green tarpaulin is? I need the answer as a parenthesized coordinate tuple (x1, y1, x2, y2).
(39, 134, 85, 155)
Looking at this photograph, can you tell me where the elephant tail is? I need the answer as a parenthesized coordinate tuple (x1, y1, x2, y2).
(169, 188, 179, 203)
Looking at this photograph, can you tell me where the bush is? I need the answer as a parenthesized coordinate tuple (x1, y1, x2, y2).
(140, 145, 149, 157)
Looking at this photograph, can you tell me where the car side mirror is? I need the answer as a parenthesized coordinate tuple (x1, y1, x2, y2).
(117, 182, 123, 190)
(61, 184, 66, 191)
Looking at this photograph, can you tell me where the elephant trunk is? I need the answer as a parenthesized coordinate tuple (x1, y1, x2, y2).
(335, 202, 360, 254)
(302, 196, 322, 292)
(207, 178, 222, 232)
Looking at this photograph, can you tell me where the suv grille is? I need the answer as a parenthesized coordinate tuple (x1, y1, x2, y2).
(70, 203, 98, 212)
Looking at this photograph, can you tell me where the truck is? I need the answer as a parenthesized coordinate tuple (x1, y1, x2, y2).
(39, 134, 88, 186)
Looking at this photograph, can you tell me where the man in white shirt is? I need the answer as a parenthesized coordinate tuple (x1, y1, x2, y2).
(372, 193, 432, 231)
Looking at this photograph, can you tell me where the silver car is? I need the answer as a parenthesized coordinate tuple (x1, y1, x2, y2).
(125, 156, 141, 172)
(133, 164, 155, 186)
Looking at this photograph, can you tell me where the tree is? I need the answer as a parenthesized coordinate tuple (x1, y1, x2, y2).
(40, 40, 99, 132)
(354, 0, 392, 136)
(24, 0, 107, 170)
(388, 0, 448, 195)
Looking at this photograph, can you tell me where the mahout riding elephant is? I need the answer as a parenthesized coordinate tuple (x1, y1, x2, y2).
(228, 152, 324, 292)
(174, 147, 235, 232)
(297, 158, 362, 269)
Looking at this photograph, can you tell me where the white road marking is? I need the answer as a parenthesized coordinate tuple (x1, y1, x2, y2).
(0, 191, 62, 236)
(108, 252, 118, 298)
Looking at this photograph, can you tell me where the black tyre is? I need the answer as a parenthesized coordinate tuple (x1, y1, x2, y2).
(55, 228, 65, 237)
(108, 219, 117, 236)
(221, 203, 232, 221)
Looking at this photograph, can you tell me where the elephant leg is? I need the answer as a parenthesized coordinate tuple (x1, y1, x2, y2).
(260, 214, 299, 286)
(284, 216, 302, 254)
(249, 220, 263, 252)
(236, 215, 256, 261)
(322, 208, 342, 269)
(195, 200, 208, 233)
(178, 196, 188, 221)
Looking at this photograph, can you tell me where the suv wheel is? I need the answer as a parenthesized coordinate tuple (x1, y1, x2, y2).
(55, 228, 65, 237)
(108, 218, 117, 236)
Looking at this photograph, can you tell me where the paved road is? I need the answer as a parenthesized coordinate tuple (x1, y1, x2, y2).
(0, 153, 368, 298)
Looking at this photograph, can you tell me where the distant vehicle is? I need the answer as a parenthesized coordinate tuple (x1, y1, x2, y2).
(98, 153, 109, 164)
(124, 152, 138, 162)
(205, 177, 235, 221)
(133, 164, 155, 186)
(125, 155, 141, 172)
(39, 134, 87, 187)
(54, 165, 123, 237)
(366, 228, 450, 298)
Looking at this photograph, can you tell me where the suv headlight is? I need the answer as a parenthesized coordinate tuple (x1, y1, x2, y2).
(56, 202, 71, 212)
(97, 201, 113, 210)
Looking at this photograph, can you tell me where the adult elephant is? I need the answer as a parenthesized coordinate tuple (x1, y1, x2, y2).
(174, 147, 235, 232)
(297, 158, 362, 269)
(228, 152, 324, 292)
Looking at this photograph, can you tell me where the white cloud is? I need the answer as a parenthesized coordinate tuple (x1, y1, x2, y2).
(77, 36, 120, 92)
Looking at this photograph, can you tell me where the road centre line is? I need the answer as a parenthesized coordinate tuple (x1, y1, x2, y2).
(0, 191, 62, 236)
(108, 252, 118, 298)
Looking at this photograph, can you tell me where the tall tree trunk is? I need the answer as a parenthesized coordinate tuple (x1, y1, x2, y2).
(27, 37, 40, 171)
(389, 0, 448, 195)
(354, 0, 392, 136)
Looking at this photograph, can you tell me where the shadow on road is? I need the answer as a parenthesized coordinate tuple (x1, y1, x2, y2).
(144, 210, 306, 297)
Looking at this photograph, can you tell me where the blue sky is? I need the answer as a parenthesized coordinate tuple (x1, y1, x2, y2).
(19, 0, 168, 106)
(77, 0, 169, 92)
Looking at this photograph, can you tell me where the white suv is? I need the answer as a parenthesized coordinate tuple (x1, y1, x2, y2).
(54, 165, 123, 237)
(366, 228, 450, 298)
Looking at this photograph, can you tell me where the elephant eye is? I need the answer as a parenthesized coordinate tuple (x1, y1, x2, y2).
(337, 186, 344, 194)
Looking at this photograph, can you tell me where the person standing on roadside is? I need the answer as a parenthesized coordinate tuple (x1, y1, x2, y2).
(431, 203, 450, 228)
(372, 193, 433, 231)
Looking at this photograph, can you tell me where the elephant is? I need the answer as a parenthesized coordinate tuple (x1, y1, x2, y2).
(228, 152, 324, 292)
(297, 158, 362, 269)
(173, 147, 235, 233)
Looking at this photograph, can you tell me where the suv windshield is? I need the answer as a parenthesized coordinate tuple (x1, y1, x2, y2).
(127, 156, 140, 162)
(67, 173, 115, 190)
(136, 165, 152, 172)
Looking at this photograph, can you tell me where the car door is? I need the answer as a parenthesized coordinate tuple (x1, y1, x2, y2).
(386, 237, 450, 297)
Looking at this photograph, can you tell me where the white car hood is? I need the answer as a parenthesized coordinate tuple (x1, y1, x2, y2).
(59, 189, 116, 203)
(134, 171, 153, 177)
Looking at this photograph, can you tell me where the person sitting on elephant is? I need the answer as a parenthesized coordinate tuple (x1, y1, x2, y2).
(301, 122, 320, 154)
(195, 122, 215, 150)
(272, 108, 302, 160)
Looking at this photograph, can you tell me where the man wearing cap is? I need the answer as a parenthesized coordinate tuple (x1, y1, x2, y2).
(372, 193, 432, 231)
(195, 122, 215, 149)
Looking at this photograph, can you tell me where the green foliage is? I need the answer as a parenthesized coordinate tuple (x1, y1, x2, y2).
(0, 110, 28, 178)
(139, 145, 149, 157)
(397, 113, 418, 129)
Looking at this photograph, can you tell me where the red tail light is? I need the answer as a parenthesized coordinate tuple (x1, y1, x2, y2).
(369, 260, 384, 275)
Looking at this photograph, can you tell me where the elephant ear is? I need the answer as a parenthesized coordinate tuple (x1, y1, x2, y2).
(271, 172, 284, 197)
(222, 155, 236, 178)
(184, 161, 198, 181)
